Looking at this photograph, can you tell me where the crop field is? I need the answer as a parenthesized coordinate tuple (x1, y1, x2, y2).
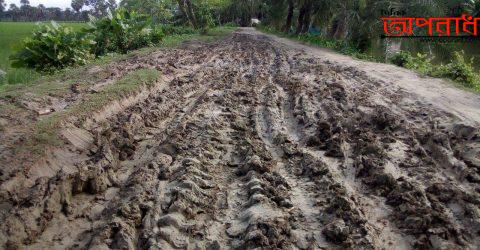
(0, 22, 87, 86)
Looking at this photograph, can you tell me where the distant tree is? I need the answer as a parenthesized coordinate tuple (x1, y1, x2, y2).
(0, 1, 91, 21)
(9, 3, 18, 11)
(70, 0, 117, 16)
(71, 0, 85, 12)
(0, 0, 6, 12)
(120, 0, 175, 23)
(20, 0, 30, 7)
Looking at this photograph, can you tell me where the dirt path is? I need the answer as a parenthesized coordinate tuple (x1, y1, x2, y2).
(1, 28, 480, 249)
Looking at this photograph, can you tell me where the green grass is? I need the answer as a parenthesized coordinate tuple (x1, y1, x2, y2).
(32, 68, 161, 149)
(0, 22, 87, 86)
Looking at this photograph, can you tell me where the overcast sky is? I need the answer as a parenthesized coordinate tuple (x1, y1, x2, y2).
(5, 0, 119, 9)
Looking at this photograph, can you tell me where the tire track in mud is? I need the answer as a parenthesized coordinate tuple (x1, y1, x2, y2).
(2, 29, 480, 249)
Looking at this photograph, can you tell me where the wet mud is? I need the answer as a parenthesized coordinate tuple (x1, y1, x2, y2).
(1, 29, 480, 249)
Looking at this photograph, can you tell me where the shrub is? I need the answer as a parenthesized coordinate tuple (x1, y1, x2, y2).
(10, 22, 95, 72)
(195, 4, 214, 34)
(162, 25, 196, 36)
(404, 52, 434, 75)
(86, 8, 162, 55)
(390, 51, 413, 67)
(435, 51, 478, 88)
(223, 22, 238, 27)
(0, 69, 5, 84)
(150, 26, 165, 44)
(391, 50, 479, 89)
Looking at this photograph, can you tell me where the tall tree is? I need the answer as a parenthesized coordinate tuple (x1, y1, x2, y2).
(71, 0, 85, 12)
(283, 0, 294, 32)
(20, 0, 30, 7)
(9, 3, 18, 11)
(296, 0, 313, 34)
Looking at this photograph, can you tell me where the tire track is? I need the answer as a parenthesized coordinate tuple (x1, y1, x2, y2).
(2, 28, 480, 249)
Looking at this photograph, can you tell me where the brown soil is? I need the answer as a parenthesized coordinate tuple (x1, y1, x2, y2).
(1, 28, 480, 249)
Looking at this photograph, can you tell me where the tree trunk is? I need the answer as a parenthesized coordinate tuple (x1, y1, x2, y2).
(296, 4, 306, 34)
(184, 0, 197, 28)
(333, 15, 347, 39)
(176, 0, 190, 26)
(301, 4, 312, 33)
(177, 0, 196, 27)
(283, 0, 294, 33)
(296, 1, 312, 34)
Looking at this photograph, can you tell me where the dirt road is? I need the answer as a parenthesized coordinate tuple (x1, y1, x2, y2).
(1, 28, 480, 249)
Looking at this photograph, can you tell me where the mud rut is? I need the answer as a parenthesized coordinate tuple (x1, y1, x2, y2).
(2, 29, 480, 249)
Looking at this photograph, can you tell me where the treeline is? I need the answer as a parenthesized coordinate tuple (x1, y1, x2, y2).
(114, 0, 480, 89)
(225, 0, 480, 50)
(0, 0, 117, 22)
(0, 7, 89, 22)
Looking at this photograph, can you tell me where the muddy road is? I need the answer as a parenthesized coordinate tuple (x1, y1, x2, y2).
(1, 28, 480, 249)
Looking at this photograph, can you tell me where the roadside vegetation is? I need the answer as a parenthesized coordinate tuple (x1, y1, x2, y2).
(0, 0, 235, 87)
(0, 22, 86, 85)
(252, 0, 480, 92)
(1, 0, 480, 92)
(389, 51, 480, 91)
(0, 0, 237, 163)
(0, 25, 235, 164)
(0, 0, 479, 163)
(260, 25, 480, 92)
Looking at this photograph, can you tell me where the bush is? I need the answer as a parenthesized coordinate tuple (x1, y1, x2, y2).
(161, 25, 196, 36)
(150, 26, 165, 44)
(404, 52, 434, 75)
(390, 51, 413, 67)
(435, 51, 478, 88)
(10, 22, 95, 72)
(195, 4, 214, 34)
(391, 50, 479, 89)
(0, 69, 5, 84)
(86, 8, 162, 55)
(390, 51, 434, 74)
(223, 22, 238, 27)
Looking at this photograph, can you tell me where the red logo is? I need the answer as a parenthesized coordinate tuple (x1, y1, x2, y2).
(381, 14, 479, 37)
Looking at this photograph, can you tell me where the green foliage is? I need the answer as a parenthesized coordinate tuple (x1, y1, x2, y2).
(0, 69, 6, 84)
(10, 21, 95, 72)
(390, 51, 434, 74)
(150, 26, 165, 44)
(222, 21, 237, 27)
(435, 51, 478, 89)
(390, 51, 413, 68)
(390, 50, 480, 90)
(404, 53, 433, 75)
(195, 3, 215, 33)
(0, 22, 86, 86)
(260, 26, 374, 61)
(161, 24, 196, 36)
(120, 0, 175, 23)
(86, 8, 162, 55)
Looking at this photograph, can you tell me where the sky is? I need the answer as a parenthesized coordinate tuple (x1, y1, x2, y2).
(5, 0, 119, 10)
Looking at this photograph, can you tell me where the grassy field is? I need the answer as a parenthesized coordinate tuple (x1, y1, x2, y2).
(0, 22, 87, 86)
